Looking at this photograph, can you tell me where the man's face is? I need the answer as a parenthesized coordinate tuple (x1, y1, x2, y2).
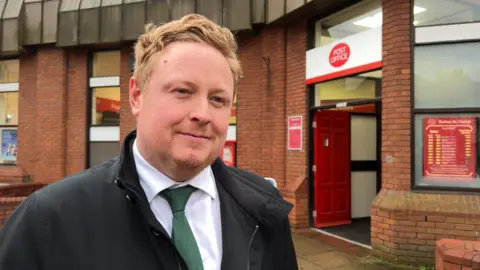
(129, 41, 234, 178)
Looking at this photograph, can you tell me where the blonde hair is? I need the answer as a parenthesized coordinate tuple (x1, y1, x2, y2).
(133, 14, 243, 92)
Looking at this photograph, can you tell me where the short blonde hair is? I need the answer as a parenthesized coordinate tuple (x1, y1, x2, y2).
(133, 14, 243, 92)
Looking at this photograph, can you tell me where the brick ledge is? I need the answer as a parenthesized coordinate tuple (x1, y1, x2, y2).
(436, 239, 480, 269)
(372, 188, 480, 218)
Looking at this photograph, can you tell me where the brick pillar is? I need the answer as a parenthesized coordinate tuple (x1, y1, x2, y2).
(261, 27, 287, 187)
(34, 48, 68, 183)
(285, 21, 308, 228)
(66, 49, 88, 175)
(237, 31, 267, 174)
(371, 0, 418, 264)
(120, 46, 136, 144)
(17, 52, 37, 179)
(381, 0, 412, 191)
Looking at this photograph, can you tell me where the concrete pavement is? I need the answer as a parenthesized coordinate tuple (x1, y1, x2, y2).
(293, 230, 419, 270)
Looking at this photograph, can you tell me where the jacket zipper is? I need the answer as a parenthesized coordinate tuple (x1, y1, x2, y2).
(121, 182, 186, 270)
(247, 225, 259, 270)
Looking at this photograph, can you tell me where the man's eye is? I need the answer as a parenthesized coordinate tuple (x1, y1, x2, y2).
(175, 88, 190, 95)
(210, 96, 225, 104)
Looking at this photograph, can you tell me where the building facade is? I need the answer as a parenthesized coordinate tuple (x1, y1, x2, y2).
(1, 0, 479, 265)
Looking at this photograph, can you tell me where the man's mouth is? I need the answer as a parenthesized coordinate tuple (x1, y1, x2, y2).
(178, 132, 210, 140)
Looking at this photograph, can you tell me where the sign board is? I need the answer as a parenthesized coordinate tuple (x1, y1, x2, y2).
(96, 97, 120, 113)
(306, 27, 382, 84)
(288, 116, 303, 150)
(423, 117, 477, 179)
(1, 129, 17, 162)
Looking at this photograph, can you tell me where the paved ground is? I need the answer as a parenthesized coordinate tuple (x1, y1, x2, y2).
(293, 230, 419, 270)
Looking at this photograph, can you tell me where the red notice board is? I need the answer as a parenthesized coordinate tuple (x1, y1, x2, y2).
(423, 117, 477, 179)
(288, 116, 302, 150)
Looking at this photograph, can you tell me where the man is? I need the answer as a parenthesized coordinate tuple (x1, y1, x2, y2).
(0, 14, 298, 270)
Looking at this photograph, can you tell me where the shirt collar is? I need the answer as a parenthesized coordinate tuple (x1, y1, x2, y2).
(132, 139, 218, 203)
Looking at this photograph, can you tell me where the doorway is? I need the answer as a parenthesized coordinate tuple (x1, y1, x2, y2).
(309, 70, 382, 247)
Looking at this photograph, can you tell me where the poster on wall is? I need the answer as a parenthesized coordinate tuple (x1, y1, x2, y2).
(423, 117, 477, 180)
(1, 129, 17, 162)
(288, 116, 302, 150)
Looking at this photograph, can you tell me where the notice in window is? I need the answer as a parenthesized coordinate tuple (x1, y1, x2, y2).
(423, 117, 476, 179)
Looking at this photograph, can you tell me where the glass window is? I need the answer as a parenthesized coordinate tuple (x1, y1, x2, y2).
(89, 142, 120, 167)
(0, 59, 19, 83)
(414, 113, 480, 189)
(414, 0, 480, 27)
(414, 42, 480, 109)
(92, 51, 120, 77)
(314, 70, 381, 106)
(0, 59, 19, 165)
(314, 0, 381, 47)
(91, 87, 120, 126)
(0, 92, 18, 126)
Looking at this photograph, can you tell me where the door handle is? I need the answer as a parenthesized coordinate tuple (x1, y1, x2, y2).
(324, 138, 329, 147)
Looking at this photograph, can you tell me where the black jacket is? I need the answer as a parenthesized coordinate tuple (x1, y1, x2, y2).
(0, 131, 298, 270)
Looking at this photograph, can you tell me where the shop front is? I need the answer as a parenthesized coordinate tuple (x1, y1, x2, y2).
(302, 0, 480, 265)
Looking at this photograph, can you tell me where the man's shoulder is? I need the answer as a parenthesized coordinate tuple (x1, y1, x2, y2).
(225, 166, 282, 198)
(33, 158, 119, 207)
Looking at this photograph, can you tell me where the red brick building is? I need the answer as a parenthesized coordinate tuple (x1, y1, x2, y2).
(0, 0, 479, 266)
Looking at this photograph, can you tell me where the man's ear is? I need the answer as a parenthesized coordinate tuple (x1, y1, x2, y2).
(129, 77, 142, 117)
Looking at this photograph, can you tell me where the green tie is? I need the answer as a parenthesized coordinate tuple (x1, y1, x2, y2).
(162, 185, 204, 270)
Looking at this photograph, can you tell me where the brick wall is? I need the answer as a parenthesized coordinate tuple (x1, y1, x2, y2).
(285, 21, 309, 228)
(13, 47, 90, 183)
(66, 50, 88, 175)
(380, 0, 412, 192)
(371, 189, 480, 265)
(34, 48, 68, 183)
(237, 21, 308, 228)
(17, 52, 37, 180)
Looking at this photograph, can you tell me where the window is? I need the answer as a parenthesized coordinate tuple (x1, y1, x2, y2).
(88, 51, 121, 168)
(314, 70, 381, 106)
(91, 87, 120, 126)
(414, 43, 480, 109)
(413, 1, 480, 190)
(413, 0, 480, 27)
(314, 0, 381, 47)
(0, 59, 19, 165)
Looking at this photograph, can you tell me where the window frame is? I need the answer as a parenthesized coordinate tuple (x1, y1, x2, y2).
(0, 58, 19, 166)
(412, 0, 480, 28)
(411, 4, 480, 192)
(86, 49, 121, 169)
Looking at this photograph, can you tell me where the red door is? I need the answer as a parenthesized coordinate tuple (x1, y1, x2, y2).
(313, 110, 351, 228)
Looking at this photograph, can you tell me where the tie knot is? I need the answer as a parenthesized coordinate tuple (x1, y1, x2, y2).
(161, 185, 197, 213)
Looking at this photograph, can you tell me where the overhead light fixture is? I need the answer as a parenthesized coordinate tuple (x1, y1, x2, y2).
(353, 6, 426, 28)
(353, 12, 382, 28)
(414, 6, 426, 14)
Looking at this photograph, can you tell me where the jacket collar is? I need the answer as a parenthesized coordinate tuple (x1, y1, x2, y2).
(115, 130, 293, 229)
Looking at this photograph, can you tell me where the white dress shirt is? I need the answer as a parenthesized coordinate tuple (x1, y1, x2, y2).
(132, 140, 222, 269)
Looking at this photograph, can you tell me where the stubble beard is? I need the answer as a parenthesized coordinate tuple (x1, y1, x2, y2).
(140, 137, 211, 182)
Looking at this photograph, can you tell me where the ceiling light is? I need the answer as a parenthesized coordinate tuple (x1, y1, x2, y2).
(353, 12, 382, 28)
(414, 6, 426, 14)
(353, 6, 426, 28)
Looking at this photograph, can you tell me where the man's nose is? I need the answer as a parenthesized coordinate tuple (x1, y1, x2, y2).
(189, 99, 211, 124)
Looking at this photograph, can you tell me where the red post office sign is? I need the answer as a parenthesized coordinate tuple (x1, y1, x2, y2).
(329, 43, 350, 68)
